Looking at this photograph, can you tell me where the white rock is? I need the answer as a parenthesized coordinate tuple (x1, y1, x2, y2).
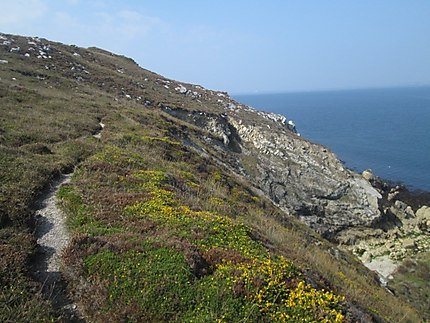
(362, 169, 375, 181)
(73, 52, 80, 57)
(0, 59, 8, 64)
(175, 84, 187, 94)
(24, 53, 30, 57)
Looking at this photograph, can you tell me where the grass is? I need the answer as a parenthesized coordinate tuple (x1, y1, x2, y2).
(59, 111, 420, 321)
(60, 129, 345, 321)
(0, 33, 424, 322)
(388, 252, 430, 320)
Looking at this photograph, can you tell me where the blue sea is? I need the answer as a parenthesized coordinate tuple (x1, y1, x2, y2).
(234, 87, 430, 191)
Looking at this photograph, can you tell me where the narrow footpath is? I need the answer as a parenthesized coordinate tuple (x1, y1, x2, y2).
(32, 121, 105, 321)
(33, 174, 81, 321)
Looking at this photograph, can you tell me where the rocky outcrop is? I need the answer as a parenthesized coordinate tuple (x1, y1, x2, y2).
(227, 116, 382, 238)
(162, 91, 383, 239)
(338, 181, 430, 280)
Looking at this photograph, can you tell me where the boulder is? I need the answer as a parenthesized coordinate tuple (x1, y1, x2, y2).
(402, 238, 416, 250)
(416, 205, 430, 219)
(362, 169, 375, 182)
(390, 200, 414, 220)
(416, 206, 430, 232)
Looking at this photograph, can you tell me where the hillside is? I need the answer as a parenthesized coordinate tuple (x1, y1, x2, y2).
(0, 33, 426, 322)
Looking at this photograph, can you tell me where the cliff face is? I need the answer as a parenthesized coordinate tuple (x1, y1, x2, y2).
(161, 92, 382, 239)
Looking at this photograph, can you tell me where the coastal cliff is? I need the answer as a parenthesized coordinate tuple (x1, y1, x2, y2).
(0, 33, 427, 321)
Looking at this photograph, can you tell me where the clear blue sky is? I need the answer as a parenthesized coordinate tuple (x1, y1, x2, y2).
(1, 0, 429, 94)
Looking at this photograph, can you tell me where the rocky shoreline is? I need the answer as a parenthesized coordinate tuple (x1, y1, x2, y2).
(338, 170, 430, 282)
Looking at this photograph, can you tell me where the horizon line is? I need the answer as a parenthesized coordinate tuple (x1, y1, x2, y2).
(232, 84, 430, 96)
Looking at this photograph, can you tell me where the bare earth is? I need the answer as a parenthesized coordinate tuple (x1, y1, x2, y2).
(34, 174, 71, 273)
(33, 174, 82, 320)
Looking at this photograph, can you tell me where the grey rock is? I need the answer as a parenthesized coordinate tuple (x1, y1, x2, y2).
(165, 94, 383, 239)
(390, 200, 415, 221)
(402, 239, 416, 250)
(416, 206, 430, 231)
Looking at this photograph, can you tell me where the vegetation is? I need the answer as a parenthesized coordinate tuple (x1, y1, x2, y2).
(59, 122, 344, 321)
(0, 33, 424, 322)
(388, 252, 430, 321)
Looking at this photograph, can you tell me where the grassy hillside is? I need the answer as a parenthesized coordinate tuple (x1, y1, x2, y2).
(0, 34, 423, 322)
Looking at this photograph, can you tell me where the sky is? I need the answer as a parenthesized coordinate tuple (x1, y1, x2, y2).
(1, 0, 429, 94)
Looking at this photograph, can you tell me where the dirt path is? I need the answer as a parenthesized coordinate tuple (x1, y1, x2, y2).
(33, 174, 82, 321)
(32, 121, 105, 320)
(35, 174, 71, 274)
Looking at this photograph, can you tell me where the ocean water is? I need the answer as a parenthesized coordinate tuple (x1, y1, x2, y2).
(234, 87, 430, 191)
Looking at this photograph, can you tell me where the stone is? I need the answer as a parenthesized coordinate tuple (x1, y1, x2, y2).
(390, 200, 415, 220)
(402, 239, 416, 250)
(362, 251, 372, 263)
(175, 84, 187, 94)
(405, 206, 415, 218)
(387, 191, 399, 201)
(362, 169, 375, 181)
(416, 206, 430, 231)
(416, 206, 430, 219)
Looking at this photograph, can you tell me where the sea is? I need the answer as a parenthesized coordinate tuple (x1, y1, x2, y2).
(234, 86, 430, 192)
